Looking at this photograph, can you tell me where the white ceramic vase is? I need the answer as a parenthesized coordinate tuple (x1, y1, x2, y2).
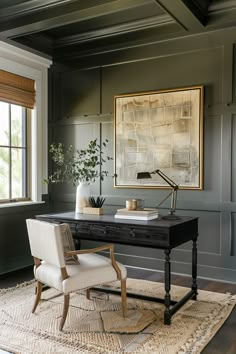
(75, 182, 90, 213)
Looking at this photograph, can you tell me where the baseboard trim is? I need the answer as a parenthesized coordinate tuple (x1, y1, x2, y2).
(0, 265, 33, 279)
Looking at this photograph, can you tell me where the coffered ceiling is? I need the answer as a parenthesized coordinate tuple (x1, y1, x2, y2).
(0, 0, 236, 64)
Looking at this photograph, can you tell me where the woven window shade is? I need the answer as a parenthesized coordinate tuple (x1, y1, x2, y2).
(0, 70, 35, 109)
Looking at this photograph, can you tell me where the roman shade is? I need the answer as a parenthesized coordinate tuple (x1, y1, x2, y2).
(0, 70, 35, 109)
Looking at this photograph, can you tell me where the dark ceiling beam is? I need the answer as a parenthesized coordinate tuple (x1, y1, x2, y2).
(207, 1, 236, 28)
(14, 33, 54, 55)
(0, 0, 116, 30)
(0, 0, 81, 19)
(53, 22, 183, 63)
(181, 0, 209, 25)
(156, 0, 206, 32)
(54, 14, 174, 48)
(0, 0, 152, 39)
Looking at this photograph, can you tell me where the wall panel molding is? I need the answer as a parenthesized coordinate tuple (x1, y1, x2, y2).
(48, 23, 236, 284)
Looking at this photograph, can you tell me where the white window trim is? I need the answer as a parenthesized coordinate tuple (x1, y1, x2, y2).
(0, 40, 52, 203)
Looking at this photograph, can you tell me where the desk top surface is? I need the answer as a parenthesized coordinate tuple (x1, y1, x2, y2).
(36, 211, 198, 248)
(36, 211, 197, 229)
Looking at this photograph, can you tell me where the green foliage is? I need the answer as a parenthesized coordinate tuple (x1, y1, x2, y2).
(88, 196, 106, 208)
(45, 139, 113, 186)
(0, 104, 24, 199)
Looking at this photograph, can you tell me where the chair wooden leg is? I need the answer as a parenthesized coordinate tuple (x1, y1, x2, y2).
(60, 294, 70, 331)
(32, 281, 42, 313)
(121, 279, 127, 318)
(86, 288, 91, 300)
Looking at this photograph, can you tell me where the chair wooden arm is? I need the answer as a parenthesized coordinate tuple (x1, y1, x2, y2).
(65, 244, 122, 279)
(65, 244, 114, 257)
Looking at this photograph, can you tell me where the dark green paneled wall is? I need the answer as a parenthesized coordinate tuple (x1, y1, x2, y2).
(49, 26, 236, 283)
(61, 69, 101, 117)
(0, 202, 49, 275)
(102, 47, 222, 112)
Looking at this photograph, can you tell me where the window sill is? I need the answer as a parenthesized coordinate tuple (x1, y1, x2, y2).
(0, 201, 45, 208)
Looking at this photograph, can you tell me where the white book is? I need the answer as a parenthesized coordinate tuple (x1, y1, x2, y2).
(116, 208, 158, 216)
(114, 213, 158, 221)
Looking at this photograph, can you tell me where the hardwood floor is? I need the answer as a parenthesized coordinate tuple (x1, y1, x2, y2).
(0, 266, 235, 354)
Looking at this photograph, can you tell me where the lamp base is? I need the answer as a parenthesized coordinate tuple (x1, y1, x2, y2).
(162, 211, 181, 220)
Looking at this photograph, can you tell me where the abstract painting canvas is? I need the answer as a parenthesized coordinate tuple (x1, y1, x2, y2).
(114, 86, 204, 189)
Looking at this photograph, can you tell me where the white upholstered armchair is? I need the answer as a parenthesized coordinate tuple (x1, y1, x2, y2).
(26, 219, 127, 331)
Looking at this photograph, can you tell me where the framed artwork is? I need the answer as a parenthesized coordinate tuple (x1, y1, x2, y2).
(114, 86, 204, 189)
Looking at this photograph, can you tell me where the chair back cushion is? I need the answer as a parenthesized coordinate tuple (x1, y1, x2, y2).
(26, 219, 66, 267)
(59, 223, 79, 264)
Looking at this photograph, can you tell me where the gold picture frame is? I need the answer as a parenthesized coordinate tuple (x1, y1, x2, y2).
(114, 86, 204, 189)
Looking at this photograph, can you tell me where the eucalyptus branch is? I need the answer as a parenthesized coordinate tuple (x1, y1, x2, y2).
(44, 139, 113, 186)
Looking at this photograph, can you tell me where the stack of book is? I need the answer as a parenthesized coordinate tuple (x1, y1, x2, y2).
(114, 208, 158, 221)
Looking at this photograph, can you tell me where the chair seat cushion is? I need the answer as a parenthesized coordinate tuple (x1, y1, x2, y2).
(35, 253, 127, 294)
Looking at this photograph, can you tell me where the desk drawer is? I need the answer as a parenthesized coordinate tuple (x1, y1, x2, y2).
(75, 222, 169, 247)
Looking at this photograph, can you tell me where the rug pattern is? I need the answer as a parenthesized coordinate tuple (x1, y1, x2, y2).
(0, 278, 235, 354)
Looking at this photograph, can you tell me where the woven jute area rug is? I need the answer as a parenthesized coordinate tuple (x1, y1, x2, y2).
(0, 278, 235, 354)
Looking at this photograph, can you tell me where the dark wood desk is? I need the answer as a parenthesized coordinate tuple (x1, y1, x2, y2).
(36, 211, 198, 325)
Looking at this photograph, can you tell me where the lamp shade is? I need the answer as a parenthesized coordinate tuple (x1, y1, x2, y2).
(137, 172, 152, 179)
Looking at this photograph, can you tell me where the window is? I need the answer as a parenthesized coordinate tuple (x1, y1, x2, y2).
(0, 42, 52, 205)
(0, 101, 31, 202)
(0, 69, 35, 204)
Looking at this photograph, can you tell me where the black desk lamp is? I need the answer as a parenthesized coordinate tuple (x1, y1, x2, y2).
(137, 169, 180, 220)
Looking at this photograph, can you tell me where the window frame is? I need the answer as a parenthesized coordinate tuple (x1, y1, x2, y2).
(0, 41, 52, 207)
(0, 102, 31, 203)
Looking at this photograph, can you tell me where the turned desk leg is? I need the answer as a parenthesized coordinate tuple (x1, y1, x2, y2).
(192, 235, 198, 300)
(164, 249, 171, 325)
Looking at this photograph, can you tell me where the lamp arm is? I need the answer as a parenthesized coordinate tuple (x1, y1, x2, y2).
(171, 189, 178, 212)
(156, 190, 173, 208)
(136, 168, 180, 220)
(151, 169, 178, 189)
